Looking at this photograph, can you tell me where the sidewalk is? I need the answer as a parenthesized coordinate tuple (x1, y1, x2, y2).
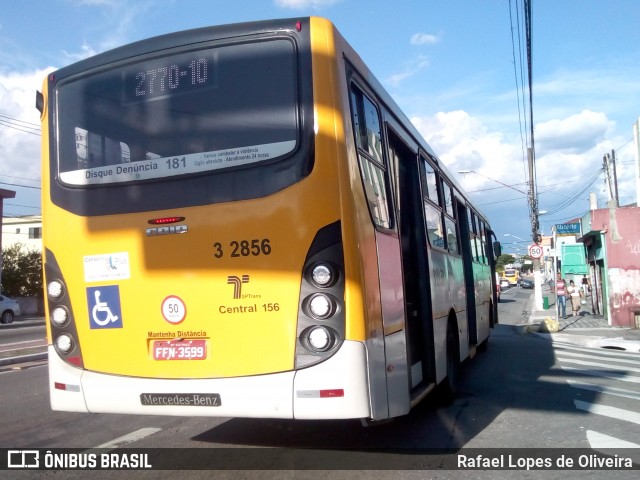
(524, 283, 640, 351)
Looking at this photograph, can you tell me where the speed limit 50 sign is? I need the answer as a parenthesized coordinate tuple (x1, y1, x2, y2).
(528, 244, 543, 259)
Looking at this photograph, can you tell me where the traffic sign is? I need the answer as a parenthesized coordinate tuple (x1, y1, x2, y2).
(528, 244, 543, 259)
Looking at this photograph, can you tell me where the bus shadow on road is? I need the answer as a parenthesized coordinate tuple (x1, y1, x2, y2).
(193, 324, 602, 450)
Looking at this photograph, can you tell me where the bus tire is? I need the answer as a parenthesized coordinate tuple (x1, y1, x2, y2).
(437, 320, 459, 405)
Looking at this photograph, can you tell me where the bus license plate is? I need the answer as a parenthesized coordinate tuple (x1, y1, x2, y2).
(153, 340, 207, 360)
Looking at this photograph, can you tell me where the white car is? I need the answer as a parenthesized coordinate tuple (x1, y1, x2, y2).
(0, 295, 20, 324)
(500, 278, 510, 289)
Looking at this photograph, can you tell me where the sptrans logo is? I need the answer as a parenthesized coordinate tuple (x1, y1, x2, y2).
(227, 275, 250, 299)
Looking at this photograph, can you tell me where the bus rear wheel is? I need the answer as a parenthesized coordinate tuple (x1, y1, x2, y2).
(437, 321, 459, 405)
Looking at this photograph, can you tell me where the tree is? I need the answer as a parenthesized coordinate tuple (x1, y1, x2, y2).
(1, 243, 43, 297)
(520, 255, 534, 273)
(496, 254, 516, 273)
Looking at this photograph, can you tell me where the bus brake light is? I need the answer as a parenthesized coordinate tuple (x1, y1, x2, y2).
(148, 216, 185, 225)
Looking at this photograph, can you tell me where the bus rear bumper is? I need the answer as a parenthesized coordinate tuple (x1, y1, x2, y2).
(48, 341, 371, 419)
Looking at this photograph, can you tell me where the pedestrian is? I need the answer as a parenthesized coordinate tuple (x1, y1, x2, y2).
(555, 274, 567, 318)
(567, 279, 582, 316)
(581, 276, 589, 297)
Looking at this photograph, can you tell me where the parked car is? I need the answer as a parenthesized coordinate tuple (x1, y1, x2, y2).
(0, 295, 20, 324)
(520, 278, 534, 289)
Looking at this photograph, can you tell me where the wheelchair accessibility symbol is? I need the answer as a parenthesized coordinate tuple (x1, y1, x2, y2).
(86, 285, 123, 329)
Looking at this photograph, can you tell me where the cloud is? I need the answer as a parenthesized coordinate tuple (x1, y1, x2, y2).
(411, 110, 515, 170)
(535, 110, 614, 155)
(62, 43, 98, 63)
(274, 0, 342, 9)
(408, 109, 624, 236)
(65, 0, 153, 56)
(410, 32, 440, 46)
(385, 55, 429, 87)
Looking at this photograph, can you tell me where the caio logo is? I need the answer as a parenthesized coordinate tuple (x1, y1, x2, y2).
(227, 275, 250, 299)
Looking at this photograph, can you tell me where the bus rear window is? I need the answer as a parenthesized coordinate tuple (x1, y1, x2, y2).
(55, 38, 299, 186)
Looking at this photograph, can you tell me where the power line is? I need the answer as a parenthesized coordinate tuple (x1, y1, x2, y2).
(467, 181, 530, 194)
(0, 174, 40, 184)
(0, 181, 41, 190)
(509, 0, 529, 177)
(4, 202, 40, 210)
(614, 136, 633, 153)
(541, 170, 601, 216)
(0, 113, 40, 127)
(0, 113, 41, 136)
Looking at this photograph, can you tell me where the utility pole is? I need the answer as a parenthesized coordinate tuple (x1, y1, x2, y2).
(523, 0, 543, 309)
(528, 146, 543, 309)
(603, 152, 620, 207)
(611, 149, 620, 207)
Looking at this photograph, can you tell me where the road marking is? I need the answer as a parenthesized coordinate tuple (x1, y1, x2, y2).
(574, 400, 640, 426)
(557, 350, 640, 367)
(560, 365, 640, 384)
(95, 427, 162, 449)
(557, 357, 640, 375)
(567, 380, 640, 401)
(553, 341, 640, 358)
(586, 430, 640, 449)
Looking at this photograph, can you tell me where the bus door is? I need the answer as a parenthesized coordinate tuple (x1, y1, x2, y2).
(457, 203, 479, 346)
(388, 133, 435, 397)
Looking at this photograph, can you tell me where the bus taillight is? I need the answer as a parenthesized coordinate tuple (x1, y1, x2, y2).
(295, 222, 345, 368)
(45, 249, 84, 368)
(303, 325, 338, 353)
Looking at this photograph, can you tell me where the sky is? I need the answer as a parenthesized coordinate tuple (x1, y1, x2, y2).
(1, 0, 640, 252)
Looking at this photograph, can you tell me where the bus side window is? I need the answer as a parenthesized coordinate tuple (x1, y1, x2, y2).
(445, 216, 459, 254)
(424, 200, 445, 249)
(349, 85, 391, 229)
(420, 156, 439, 205)
(419, 157, 445, 249)
(478, 220, 487, 264)
(442, 182, 458, 254)
(468, 210, 477, 262)
(442, 181, 454, 217)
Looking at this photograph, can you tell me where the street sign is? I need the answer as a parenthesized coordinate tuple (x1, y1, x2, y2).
(528, 244, 543, 259)
(555, 222, 580, 235)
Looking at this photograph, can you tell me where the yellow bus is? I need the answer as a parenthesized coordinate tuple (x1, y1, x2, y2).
(38, 17, 500, 422)
(503, 268, 520, 287)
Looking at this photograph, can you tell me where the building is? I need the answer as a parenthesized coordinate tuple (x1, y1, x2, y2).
(580, 205, 640, 329)
(540, 234, 554, 280)
(2, 215, 43, 252)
